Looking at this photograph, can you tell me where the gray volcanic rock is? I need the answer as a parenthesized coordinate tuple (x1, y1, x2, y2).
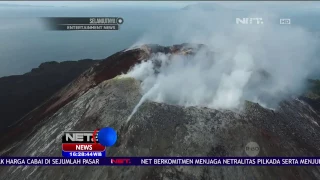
(1, 43, 320, 180)
(1, 76, 320, 180)
(0, 43, 204, 153)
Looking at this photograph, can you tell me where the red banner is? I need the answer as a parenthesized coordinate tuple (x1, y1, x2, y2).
(62, 143, 105, 151)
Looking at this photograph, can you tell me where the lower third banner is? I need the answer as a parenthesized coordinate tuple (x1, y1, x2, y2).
(1, 157, 320, 166)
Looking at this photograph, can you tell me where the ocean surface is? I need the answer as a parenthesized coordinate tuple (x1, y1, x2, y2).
(0, 5, 319, 77)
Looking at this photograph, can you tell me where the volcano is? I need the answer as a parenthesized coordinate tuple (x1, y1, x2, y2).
(0, 44, 320, 180)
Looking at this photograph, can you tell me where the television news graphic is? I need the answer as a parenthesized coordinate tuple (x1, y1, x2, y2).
(62, 130, 106, 158)
(61, 127, 117, 158)
(98, 127, 117, 147)
(43, 17, 124, 31)
(2, 157, 320, 166)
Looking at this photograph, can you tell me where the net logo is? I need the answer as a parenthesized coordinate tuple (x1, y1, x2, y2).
(236, 18, 263, 25)
(61, 127, 117, 158)
(64, 132, 99, 143)
(62, 131, 105, 152)
(280, 19, 291, 25)
(111, 158, 131, 164)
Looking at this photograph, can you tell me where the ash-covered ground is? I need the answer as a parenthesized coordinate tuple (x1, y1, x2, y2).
(0, 44, 320, 180)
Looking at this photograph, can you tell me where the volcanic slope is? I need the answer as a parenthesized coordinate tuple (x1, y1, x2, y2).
(1, 44, 320, 180)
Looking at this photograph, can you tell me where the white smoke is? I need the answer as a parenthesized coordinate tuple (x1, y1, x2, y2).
(124, 8, 319, 120)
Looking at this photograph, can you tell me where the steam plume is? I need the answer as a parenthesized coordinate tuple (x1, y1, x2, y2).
(125, 9, 319, 121)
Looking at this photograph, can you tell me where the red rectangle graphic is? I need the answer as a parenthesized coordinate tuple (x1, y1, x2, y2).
(62, 143, 105, 151)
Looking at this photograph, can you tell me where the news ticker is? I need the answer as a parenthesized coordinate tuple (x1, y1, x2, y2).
(43, 17, 124, 31)
(1, 157, 320, 166)
(61, 128, 117, 158)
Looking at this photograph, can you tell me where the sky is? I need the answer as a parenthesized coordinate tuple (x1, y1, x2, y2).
(1, 1, 320, 13)
(0, 1, 193, 8)
(3, 1, 320, 9)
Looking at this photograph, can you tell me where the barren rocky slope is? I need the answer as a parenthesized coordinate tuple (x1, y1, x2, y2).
(0, 44, 320, 180)
(0, 43, 203, 152)
(1, 77, 320, 180)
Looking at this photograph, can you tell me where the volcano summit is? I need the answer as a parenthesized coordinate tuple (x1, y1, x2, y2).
(0, 44, 320, 180)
